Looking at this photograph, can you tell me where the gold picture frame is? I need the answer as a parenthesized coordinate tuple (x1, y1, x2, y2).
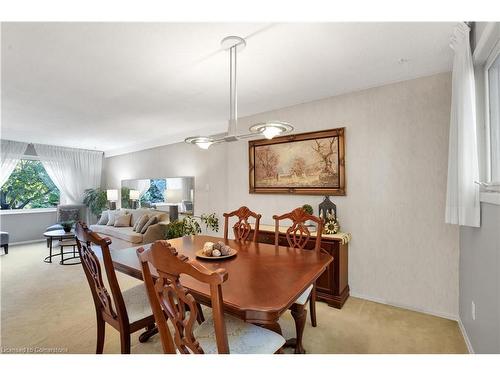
(249, 127, 346, 195)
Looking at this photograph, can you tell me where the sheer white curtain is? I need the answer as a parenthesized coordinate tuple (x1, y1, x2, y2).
(1, 139, 28, 186)
(34, 143, 103, 204)
(445, 23, 480, 227)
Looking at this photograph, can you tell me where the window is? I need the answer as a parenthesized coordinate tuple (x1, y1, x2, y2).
(140, 179, 166, 206)
(485, 42, 500, 183)
(0, 159, 60, 210)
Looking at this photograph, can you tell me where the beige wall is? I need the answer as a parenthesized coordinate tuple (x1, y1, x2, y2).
(104, 72, 459, 318)
(0, 210, 57, 243)
(104, 140, 229, 235)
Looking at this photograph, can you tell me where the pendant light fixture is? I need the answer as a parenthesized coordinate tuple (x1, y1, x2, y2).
(185, 36, 293, 149)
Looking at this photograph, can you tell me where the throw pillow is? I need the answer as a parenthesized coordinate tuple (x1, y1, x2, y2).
(132, 217, 139, 231)
(97, 210, 109, 225)
(106, 210, 118, 226)
(134, 214, 150, 233)
(59, 208, 80, 222)
(141, 215, 158, 234)
(114, 213, 131, 227)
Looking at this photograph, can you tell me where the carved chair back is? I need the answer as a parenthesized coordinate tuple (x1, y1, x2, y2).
(137, 241, 229, 354)
(223, 206, 262, 242)
(75, 222, 129, 326)
(272, 207, 324, 252)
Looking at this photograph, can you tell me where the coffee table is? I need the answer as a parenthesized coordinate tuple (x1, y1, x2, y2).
(43, 230, 81, 265)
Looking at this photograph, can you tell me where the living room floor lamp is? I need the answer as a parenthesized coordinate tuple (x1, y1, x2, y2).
(107, 189, 118, 210)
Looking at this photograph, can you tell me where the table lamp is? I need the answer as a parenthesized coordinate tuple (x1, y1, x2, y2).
(107, 189, 118, 210)
(129, 189, 140, 209)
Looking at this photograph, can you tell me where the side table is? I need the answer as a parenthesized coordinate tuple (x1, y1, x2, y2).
(43, 230, 81, 265)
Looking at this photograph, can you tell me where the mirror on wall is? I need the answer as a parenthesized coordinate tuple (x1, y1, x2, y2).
(121, 177, 194, 216)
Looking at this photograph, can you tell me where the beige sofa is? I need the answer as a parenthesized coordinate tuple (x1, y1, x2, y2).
(90, 208, 169, 250)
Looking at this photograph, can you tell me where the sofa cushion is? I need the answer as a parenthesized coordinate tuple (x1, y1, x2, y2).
(114, 213, 131, 227)
(90, 224, 143, 244)
(141, 215, 158, 234)
(106, 210, 118, 226)
(155, 212, 169, 222)
(97, 210, 109, 225)
(130, 208, 156, 226)
(134, 214, 150, 233)
(132, 215, 141, 231)
(56, 204, 86, 222)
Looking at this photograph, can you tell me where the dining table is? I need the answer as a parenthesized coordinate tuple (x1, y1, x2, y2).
(110, 234, 333, 353)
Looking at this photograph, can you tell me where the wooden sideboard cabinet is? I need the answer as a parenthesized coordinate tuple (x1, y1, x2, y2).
(251, 226, 350, 309)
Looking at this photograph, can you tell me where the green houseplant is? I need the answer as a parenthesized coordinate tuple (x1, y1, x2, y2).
(60, 220, 74, 233)
(83, 188, 108, 217)
(200, 213, 219, 232)
(166, 213, 219, 239)
(302, 204, 313, 215)
(182, 216, 202, 235)
(121, 187, 131, 209)
(302, 204, 315, 227)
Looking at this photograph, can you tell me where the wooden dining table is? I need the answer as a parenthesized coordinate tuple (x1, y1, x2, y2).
(110, 234, 333, 353)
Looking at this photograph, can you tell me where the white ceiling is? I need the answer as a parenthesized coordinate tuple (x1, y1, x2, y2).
(1, 22, 456, 156)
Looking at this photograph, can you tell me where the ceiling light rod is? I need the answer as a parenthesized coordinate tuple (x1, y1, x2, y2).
(185, 35, 293, 149)
(224, 36, 245, 136)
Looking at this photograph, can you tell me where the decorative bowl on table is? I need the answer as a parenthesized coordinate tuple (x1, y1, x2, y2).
(196, 241, 237, 260)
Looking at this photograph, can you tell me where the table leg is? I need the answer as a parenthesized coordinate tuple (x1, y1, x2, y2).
(285, 303, 307, 354)
(59, 240, 64, 264)
(59, 243, 81, 265)
(44, 237, 54, 263)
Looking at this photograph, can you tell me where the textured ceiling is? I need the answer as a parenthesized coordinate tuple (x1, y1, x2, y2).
(1, 22, 455, 155)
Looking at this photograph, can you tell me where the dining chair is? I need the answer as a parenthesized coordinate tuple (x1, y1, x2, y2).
(75, 222, 158, 354)
(273, 207, 324, 353)
(223, 206, 262, 242)
(137, 240, 286, 354)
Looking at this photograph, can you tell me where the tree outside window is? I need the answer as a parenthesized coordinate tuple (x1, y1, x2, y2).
(0, 159, 60, 210)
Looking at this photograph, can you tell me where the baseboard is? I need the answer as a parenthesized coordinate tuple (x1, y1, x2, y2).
(9, 239, 45, 246)
(349, 291, 459, 321)
(458, 318, 475, 354)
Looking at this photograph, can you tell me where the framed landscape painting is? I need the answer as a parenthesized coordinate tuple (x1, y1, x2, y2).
(249, 128, 346, 195)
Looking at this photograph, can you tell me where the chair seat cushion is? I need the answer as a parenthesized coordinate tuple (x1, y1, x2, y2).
(294, 284, 313, 305)
(194, 314, 285, 354)
(121, 283, 153, 323)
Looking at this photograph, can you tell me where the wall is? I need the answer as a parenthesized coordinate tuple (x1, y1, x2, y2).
(104, 72, 459, 318)
(0, 210, 57, 243)
(458, 22, 500, 353)
(104, 141, 228, 232)
(459, 203, 500, 353)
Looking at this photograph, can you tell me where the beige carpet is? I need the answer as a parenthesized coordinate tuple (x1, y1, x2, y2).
(0, 242, 467, 354)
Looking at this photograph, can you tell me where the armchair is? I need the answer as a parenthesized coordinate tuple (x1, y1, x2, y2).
(45, 204, 87, 246)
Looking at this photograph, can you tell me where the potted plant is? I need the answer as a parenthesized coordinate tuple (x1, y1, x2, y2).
(302, 204, 313, 215)
(60, 220, 74, 233)
(165, 213, 219, 239)
(83, 188, 108, 218)
(182, 216, 202, 235)
(200, 213, 219, 233)
(302, 204, 315, 228)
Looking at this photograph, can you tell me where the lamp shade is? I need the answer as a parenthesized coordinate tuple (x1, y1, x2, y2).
(129, 189, 140, 200)
(106, 189, 118, 201)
